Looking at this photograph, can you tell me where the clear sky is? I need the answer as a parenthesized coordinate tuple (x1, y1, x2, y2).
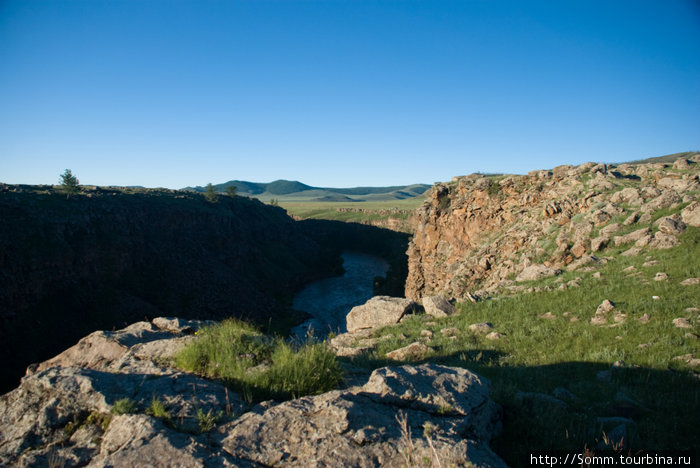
(1, 0, 699, 188)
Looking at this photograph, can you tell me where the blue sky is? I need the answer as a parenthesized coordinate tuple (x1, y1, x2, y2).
(1, 0, 699, 188)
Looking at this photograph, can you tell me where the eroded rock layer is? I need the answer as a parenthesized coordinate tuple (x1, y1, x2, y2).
(406, 154, 700, 301)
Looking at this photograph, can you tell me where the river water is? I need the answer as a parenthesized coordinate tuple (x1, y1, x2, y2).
(290, 252, 389, 340)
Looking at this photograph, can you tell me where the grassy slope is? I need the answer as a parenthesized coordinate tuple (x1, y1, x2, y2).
(347, 226, 699, 465)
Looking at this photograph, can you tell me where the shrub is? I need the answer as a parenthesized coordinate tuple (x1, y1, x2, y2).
(111, 398, 138, 415)
(176, 319, 342, 401)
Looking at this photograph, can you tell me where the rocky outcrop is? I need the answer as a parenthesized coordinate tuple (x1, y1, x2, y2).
(346, 296, 417, 333)
(405, 155, 699, 301)
(0, 185, 338, 392)
(0, 320, 506, 467)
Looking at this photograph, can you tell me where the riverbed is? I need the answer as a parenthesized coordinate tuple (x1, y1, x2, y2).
(290, 252, 389, 340)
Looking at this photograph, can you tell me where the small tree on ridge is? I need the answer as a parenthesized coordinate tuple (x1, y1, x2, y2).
(204, 183, 218, 203)
(59, 169, 79, 197)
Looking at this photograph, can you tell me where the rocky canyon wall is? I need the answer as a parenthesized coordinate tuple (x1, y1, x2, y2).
(0, 185, 337, 392)
(406, 154, 700, 301)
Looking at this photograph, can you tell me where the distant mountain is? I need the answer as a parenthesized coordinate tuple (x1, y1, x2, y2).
(183, 179, 431, 202)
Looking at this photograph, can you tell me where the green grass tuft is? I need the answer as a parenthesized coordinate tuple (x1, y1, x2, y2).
(111, 398, 138, 415)
(176, 318, 343, 401)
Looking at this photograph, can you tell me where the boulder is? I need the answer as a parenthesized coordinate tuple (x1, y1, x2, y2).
(613, 228, 651, 246)
(591, 300, 615, 325)
(218, 364, 507, 468)
(681, 201, 700, 227)
(346, 296, 417, 333)
(655, 216, 686, 235)
(385, 342, 431, 361)
(516, 264, 562, 282)
(468, 323, 494, 334)
(422, 295, 457, 318)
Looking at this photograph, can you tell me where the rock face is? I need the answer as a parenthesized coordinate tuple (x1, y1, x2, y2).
(346, 296, 417, 333)
(0, 320, 507, 468)
(422, 295, 457, 317)
(405, 155, 699, 300)
(0, 185, 338, 393)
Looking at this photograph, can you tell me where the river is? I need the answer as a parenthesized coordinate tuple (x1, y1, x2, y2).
(290, 251, 389, 340)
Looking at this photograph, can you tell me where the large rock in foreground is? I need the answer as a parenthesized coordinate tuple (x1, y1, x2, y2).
(0, 319, 507, 467)
(346, 296, 417, 333)
(219, 364, 505, 467)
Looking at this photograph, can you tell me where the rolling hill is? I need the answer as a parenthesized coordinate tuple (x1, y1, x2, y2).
(184, 180, 431, 202)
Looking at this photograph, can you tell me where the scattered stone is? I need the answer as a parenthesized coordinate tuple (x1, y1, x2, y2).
(592, 271, 602, 279)
(571, 242, 587, 258)
(420, 329, 434, 339)
(552, 387, 579, 402)
(652, 296, 660, 300)
(467, 323, 493, 334)
(515, 391, 567, 409)
(642, 260, 659, 267)
(672, 318, 693, 329)
(654, 272, 668, 281)
(539, 312, 557, 320)
(638, 343, 653, 349)
(639, 313, 651, 324)
(591, 300, 615, 326)
(681, 201, 700, 227)
(346, 296, 417, 333)
(685, 333, 699, 340)
(635, 234, 653, 247)
(591, 236, 609, 252)
(613, 312, 627, 323)
(680, 278, 700, 286)
(622, 213, 639, 225)
(600, 223, 622, 237)
(385, 342, 431, 361)
(485, 332, 505, 341)
(686, 307, 700, 313)
(655, 216, 686, 235)
(623, 266, 636, 273)
(422, 295, 457, 318)
(621, 247, 642, 257)
(673, 158, 691, 169)
(672, 354, 700, 367)
(613, 228, 651, 246)
(441, 327, 461, 337)
(650, 231, 679, 249)
(516, 264, 562, 282)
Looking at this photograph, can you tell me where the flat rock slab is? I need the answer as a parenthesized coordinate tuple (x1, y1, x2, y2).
(346, 296, 417, 333)
(1, 321, 508, 468)
(219, 364, 506, 468)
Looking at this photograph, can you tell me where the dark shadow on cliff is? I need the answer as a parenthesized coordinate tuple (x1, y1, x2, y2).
(0, 187, 413, 394)
(0, 187, 343, 393)
(297, 219, 411, 297)
(344, 350, 700, 468)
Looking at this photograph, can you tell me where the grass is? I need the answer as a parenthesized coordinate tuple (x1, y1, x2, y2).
(146, 396, 171, 420)
(176, 318, 343, 401)
(345, 227, 699, 466)
(280, 198, 425, 232)
(110, 398, 138, 415)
